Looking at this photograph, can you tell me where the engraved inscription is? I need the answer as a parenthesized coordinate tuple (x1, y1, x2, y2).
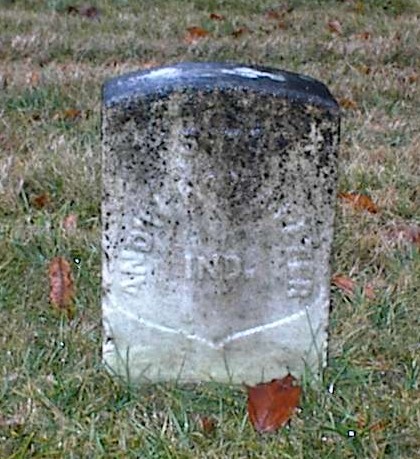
(120, 204, 163, 294)
(283, 221, 314, 299)
(185, 253, 250, 281)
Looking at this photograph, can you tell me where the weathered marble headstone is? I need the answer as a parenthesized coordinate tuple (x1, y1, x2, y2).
(102, 62, 339, 384)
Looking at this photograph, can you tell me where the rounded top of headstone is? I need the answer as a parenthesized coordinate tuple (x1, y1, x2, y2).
(103, 62, 338, 111)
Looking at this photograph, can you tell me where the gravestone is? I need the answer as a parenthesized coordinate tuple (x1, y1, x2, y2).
(102, 62, 339, 385)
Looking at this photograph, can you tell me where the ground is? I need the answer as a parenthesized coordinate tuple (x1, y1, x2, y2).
(0, 0, 419, 457)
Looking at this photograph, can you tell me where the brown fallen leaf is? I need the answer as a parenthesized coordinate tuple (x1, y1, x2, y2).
(327, 19, 343, 35)
(184, 26, 210, 44)
(195, 415, 217, 434)
(339, 97, 358, 110)
(53, 108, 82, 122)
(338, 192, 378, 214)
(247, 374, 301, 433)
(62, 214, 78, 234)
(231, 27, 249, 38)
(31, 193, 50, 209)
(332, 274, 375, 299)
(386, 223, 420, 247)
(66, 4, 100, 20)
(48, 257, 75, 319)
(209, 13, 225, 21)
(139, 60, 160, 70)
(26, 71, 40, 87)
(332, 274, 355, 297)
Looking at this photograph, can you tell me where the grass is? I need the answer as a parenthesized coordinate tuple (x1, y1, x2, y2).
(0, 0, 419, 457)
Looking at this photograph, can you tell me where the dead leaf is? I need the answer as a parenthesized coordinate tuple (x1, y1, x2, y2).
(327, 20, 343, 35)
(339, 97, 358, 110)
(66, 4, 100, 20)
(332, 274, 356, 297)
(31, 193, 50, 209)
(264, 4, 293, 20)
(363, 282, 376, 300)
(26, 71, 40, 87)
(231, 27, 249, 38)
(407, 74, 418, 84)
(62, 214, 78, 234)
(54, 108, 82, 121)
(79, 4, 100, 19)
(338, 192, 378, 214)
(247, 374, 301, 433)
(332, 274, 376, 299)
(386, 224, 420, 247)
(358, 64, 372, 75)
(209, 13, 224, 21)
(48, 257, 75, 319)
(354, 1, 365, 14)
(139, 60, 160, 69)
(195, 415, 217, 434)
(357, 31, 371, 40)
(184, 26, 210, 44)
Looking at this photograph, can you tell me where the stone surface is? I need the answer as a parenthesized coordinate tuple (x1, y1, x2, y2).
(102, 62, 340, 384)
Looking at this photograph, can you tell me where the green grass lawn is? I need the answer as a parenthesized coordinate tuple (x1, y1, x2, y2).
(0, 0, 419, 457)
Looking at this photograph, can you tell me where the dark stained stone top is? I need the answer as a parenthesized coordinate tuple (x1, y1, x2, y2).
(103, 62, 339, 111)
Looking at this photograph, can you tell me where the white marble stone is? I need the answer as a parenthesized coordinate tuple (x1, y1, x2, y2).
(102, 62, 340, 384)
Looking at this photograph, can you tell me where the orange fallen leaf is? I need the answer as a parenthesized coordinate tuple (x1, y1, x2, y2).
(62, 214, 78, 234)
(327, 19, 343, 35)
(247, 374, 301, 433)
(338, 192, 378, 214)
(48, 257, 75, 319)
(139, 60, 160, 70)
(184, 26, 210, 44)
(209, 13, 224, 21)
(339, 97, 358, 110)
(196, 415, 217, 434)
(357, 31, 371, 40)
(332, 274, 355, 297)
(332, 274, 375, 299)
(31, 193, 50, 209)
(54, 108, 82, 121)
(407, 74, 418, 84)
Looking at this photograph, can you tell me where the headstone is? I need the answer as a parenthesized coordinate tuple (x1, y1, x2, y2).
(102, 62, 339, 385)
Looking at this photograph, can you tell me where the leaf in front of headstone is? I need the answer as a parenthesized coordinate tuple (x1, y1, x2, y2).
(327, 19, 343, 35)
(338, 192, 378, 214)
(209, 13, 225, 21)
(48, 257, 75, 319)
(184, 26, 210, 44)
(247, 374, 301, 433)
